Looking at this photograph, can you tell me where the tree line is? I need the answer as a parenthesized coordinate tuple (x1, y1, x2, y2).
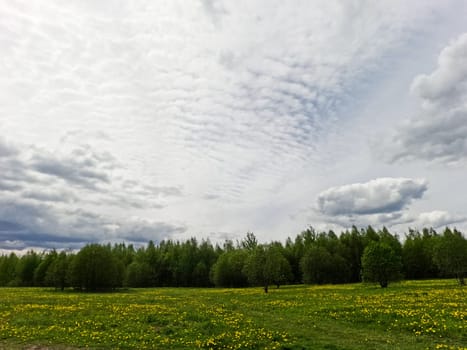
(0, 226, 465, 291)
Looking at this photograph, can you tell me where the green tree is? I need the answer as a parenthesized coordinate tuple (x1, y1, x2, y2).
(0, 253, 18, 286)
(111, 243, 135, 268)
(283, 237, 302, 284)
(241, 232, 258, 250)
(211, 249, 249, 288)
(361, 241, 402, 288)
(16, 250, 41, 286)
(69, 244, 120, 291)
(402, 229, 439, 279)
(269, 245, 293, 288)
(124, 260, 153, 287)
(178, 238, 199, 287)
(194, 240, 218, 287)
(45, 251, 70, 291)
(379, 227, 402, 257)
(300, 245, 350, 284)
(34, 250, 58, 286)
(433, 228, 467, 285)
(243, 245, 292, 293)
(362, 225, 379, 244)
(339, 227, 365, 282)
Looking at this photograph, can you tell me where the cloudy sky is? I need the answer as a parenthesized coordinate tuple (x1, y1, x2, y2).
(1, 0, 467, 251)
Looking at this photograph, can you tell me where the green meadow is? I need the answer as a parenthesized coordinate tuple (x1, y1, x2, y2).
(0, 280, 465, 350)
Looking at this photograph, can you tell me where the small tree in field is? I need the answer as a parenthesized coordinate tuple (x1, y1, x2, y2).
(243, 245, 292, 293)
(361, 241, 402, 288)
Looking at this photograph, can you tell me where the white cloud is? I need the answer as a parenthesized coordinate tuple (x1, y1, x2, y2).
(315, 177, 467, 231)
(317, 178, 427, 216)
(411, 33, 467, 107)
(384, 32, 467, 164)
(414, 210, 467, 229)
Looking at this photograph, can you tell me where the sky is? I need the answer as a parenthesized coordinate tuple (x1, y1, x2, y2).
(1, 0, 467, 251)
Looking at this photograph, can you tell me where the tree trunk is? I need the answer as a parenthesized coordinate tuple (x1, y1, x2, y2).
(380, 280, 388, 288)
(264, 285, 269, 293)
(458, 274, 465, 286)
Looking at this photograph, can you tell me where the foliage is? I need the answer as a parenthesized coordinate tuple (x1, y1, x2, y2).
(124, 261, 153, 288)
(15, 250, 40, 286)
(0, 253, 18, 286)
(243, 244, 292, 293)
(211, 249, 249, 288)
(0, 227, 465, 290)
(240, 231, 258, 250)
(361, 241, 402, 288)
(433, 228, 467, 285)
(402, 228, 439, 279)
(301, 245, 350, 284)
(69, 244, 121, 291)
(339, 226, 365, 282)
(45, 251, 70, 291)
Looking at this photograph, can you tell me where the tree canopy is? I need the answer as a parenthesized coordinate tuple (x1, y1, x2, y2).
(361, 241, 402, 288)
(0, 226, 465, 291)
(433, 228, 467, 285)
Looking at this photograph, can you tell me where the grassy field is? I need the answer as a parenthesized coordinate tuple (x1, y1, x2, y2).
(0, 280, 465, 350)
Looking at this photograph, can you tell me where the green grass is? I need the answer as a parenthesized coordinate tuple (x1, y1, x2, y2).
(0, 280, 465, 349)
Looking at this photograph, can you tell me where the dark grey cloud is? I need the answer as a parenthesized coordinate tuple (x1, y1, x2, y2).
(388, 109, 467, 164)
(317, 177, 428, 216)
(114, 220, 187, 244)
(0, 220, 27, 233)
(122, 181, 182, 198)
(22, 189, 77, 203)
(384, 33, 467, 164)
(31, 147, 115, 189)
(317, 209, 467, 232)
(0, 137, 186, 250)
(0, 138, 18, 158)
(0, 221, 86, 250)
(0, 199, 64, 249)
(0, 140, 40, 186)
(317, 211, 413, 229)
(0, 180, 22, 192)
(0, 139, 109, 199)
(0, 137, 180, 207)
(0, 197, 186, 250)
